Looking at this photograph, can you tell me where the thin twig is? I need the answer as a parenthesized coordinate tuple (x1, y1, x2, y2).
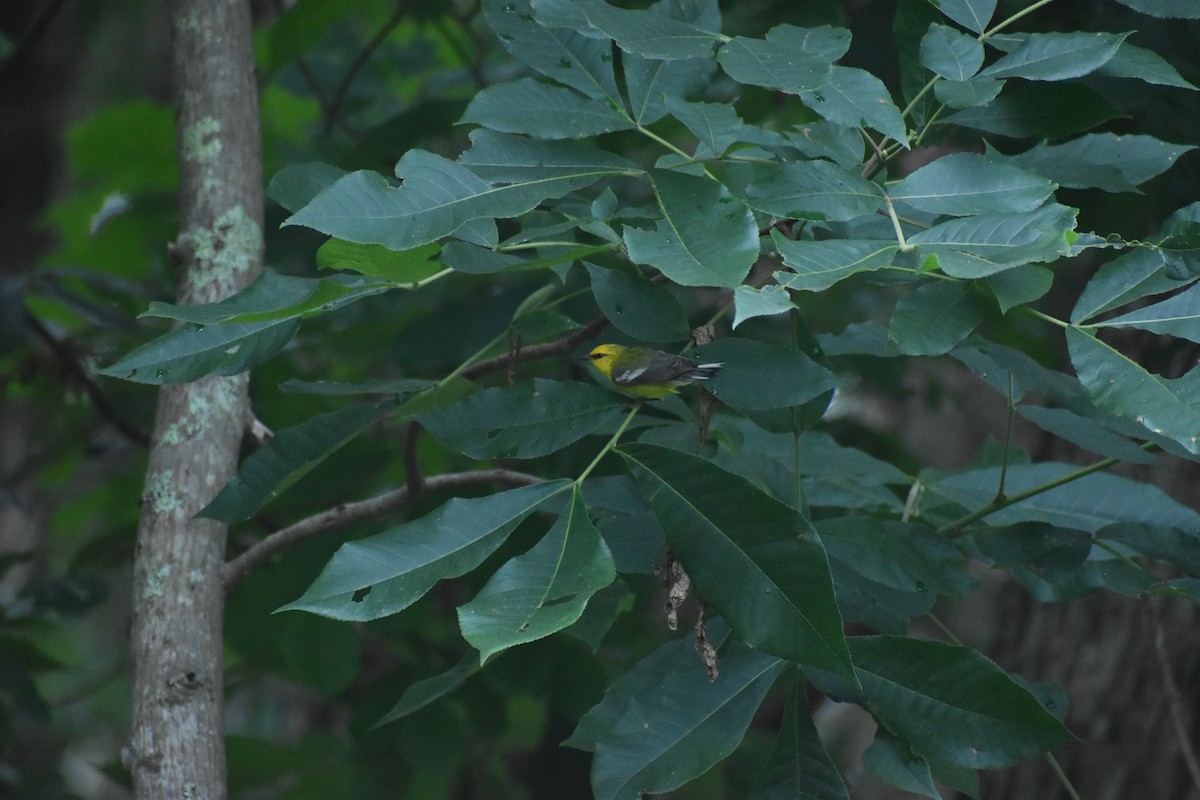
(221, 468, 543, 592)
(1150, 598, 1200, 791)
(324, 2, 408, 135)
(24, 309, 151, 447)
(461, 314, 608, 381)
(404, 420, 424, 496)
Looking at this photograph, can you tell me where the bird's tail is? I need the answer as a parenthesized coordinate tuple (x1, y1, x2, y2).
(689, 362, 724, 381)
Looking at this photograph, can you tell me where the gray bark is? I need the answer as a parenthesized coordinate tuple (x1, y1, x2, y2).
(127, 0, 262, 796)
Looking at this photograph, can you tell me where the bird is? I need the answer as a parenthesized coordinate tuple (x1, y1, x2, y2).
(582, 344, 723, 400)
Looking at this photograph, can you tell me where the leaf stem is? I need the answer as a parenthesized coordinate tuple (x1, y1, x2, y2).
(883, 194, 912, 251)
(937, 455, 1125, 538)
(1044, 753, 1083, 800)
(1021, 306, 1070, 329)
(996, 371, 1015, 501)
(637, 125, 694, 161)
(984, 0, 1058, 39)
(576, 402, 642, 485)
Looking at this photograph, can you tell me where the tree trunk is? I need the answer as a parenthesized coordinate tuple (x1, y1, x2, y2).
(982, 589, 1200, 800)
(126, 0, 262, 796)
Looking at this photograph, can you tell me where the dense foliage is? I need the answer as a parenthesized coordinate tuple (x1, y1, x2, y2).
(7, 0, 1200, 797)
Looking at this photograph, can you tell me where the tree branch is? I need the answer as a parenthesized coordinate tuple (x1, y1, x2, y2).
(24, 308, 150, 447)
(323, 2, 408, 136)
(462, 314, 608, 381)
(221, 468, 543, 592)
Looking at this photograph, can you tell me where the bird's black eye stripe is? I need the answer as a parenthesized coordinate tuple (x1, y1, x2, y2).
(589, 353, 607, 361)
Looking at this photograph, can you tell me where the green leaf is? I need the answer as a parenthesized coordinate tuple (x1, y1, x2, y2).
(1094, 282, 1200, 343)
(458, 486, 616, 661)
(581, 476, 667, 574)
(483, 0, 621, 104)
(142, 273, 393, 325)
(624, 170, 759, 288)
(619, 443, 855, 680)
(587, 630, 785, 800)
(732, 284, 797, 329)
(927, 0, 996, 34)
(889, 280, 984, 355)
(97, 319, 299, 384)
(1067, 327, 1200, 454)
(967, 523, 1092, 583)
(909, 204, 1077, 278)
(278, 378, 435, 396)
(931, 462, 1200, 532)
(943, 83, 1124, 140)
(315, 240, 443, 281)
(374, 653, 479, 729)
(862, 732, 940, 799)
(850, 635, 1075, 768)
(920, 24, 984, 81)
(934, 75, 1005, 109)
(1071, 247, 1183, 323)
(457, 129, 638, 184)
(744, 160, 884, 222)
(280, 481, 572, 621)
(985, 263, 1053, 313)
(460, 78, 634, 139)
(750, 677, 850, 800)
(1097, 522, 1200, 576)
(716, 26, 844, 94)
(1098, 42, 1198, 89)
(890, 153, 1055, 216)
(285, 149, 608, 250)
(664, 96, 743, 157)
(198, 401, 395, 524)
(693, 337, 838, 411)
(1006, 134, 1195, 193)
(1115, 0, 1200, 18)
(773, 235, 898, 292)
(816, 516, 969, 597)
(266, 162, 347, 212)
(585, 264, 690, 342)
(801, 66, 909, 144)
(532, 0, 722, 60)
(1017, 405, 1160, 465)
(418, 379, 625, 460)
(980, 32, 1128, 81)
(623, 52, 718, 125)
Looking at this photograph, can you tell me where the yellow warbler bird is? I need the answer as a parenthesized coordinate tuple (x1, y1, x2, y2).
(583, 344, 723, 400)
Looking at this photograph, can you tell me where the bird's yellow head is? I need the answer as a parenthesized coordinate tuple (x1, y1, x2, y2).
(584, 344, 625, 379)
